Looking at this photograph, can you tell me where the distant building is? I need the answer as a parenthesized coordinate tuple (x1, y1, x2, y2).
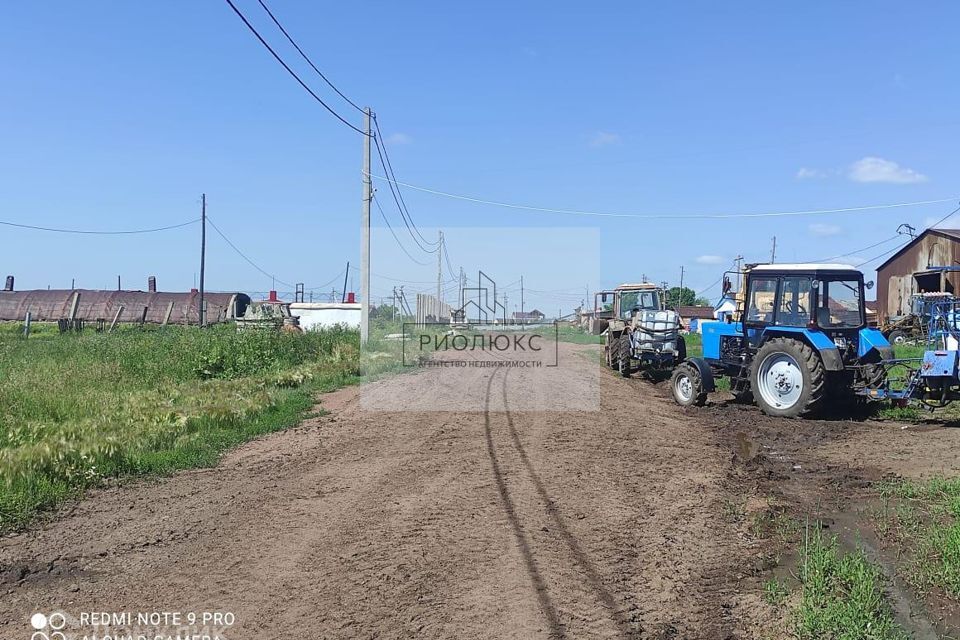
(714, 295, 738, 324)
(289, 302, 361, 330)
(511, 309, 545, 323)
(0, 275, 248, 325)
(876, 228, 960, 322)
(676, 305, 715, 332)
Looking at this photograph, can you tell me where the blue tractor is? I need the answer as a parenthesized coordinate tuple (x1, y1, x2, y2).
(670, 264, 893, 417)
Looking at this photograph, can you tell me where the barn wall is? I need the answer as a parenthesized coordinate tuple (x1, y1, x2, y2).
(877, 232, 960, 322)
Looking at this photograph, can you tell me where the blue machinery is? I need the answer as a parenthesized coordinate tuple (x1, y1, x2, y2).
(862, 299, 960, 408)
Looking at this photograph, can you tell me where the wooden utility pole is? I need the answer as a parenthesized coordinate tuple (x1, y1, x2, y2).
(770, 236, 777, 263)
(199, 193, 206, 327)
(361, 108, 372, 345)
(520, 275, 524, 317)
(437, 230, 443, 311)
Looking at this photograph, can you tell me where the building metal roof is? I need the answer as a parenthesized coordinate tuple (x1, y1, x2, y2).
(676, 305, 716, 319)
(0, 289, 250, 325)
(876, 228, 960, 272)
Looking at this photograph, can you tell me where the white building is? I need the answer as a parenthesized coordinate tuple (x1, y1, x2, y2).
(288, 302, 361, 331)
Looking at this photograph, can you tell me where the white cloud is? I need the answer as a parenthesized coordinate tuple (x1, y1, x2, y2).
(695, 255, 725, 265)
(796, 167, 827, 180)
(385, 132, 412, 145)
(809, 223, 842, 237)
(848, 156, 928, 184)
(588, 131, 621, 148)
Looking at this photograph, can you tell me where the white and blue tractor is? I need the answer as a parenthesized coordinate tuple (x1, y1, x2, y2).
(670, 264, 892, 418)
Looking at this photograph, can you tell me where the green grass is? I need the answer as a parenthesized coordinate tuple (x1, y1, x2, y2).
(875, 477, 960, 599)
(0, 323, 359, 532)
(554, 324, 604, 345)
(794, 524, 907, 639)
(763, 578, 789, 606)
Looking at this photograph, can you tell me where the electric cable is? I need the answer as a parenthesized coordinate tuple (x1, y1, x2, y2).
(372, 133, 439, 253)
(373, 194, 431, 266)
(372, 115, 438, 247)
(206, 215, 295, 288)
(223, 0, 368, 136)
(855, 204, 960, 268)
(0, 218, 199, 235)
(367, 173, 956, 220)
(254, 0, 365, 113)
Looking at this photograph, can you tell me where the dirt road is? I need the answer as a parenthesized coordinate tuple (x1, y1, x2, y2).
(2, 342, 958, 638)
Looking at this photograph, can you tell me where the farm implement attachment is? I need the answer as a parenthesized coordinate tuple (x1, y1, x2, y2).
(859, 299, 960, 410)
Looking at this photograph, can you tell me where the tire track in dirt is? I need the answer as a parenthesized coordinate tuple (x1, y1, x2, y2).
(1, 343, 767, 639)
(482, 367, 568, 638)
(494, 369, 636, 639)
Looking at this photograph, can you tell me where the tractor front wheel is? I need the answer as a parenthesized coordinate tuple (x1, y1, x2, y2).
(618, 334, 632, 377)
(750, 338, 825, 418)
(671, 363, 708, 407)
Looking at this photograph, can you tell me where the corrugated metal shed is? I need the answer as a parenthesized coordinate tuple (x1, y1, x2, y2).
(876, 228, 960, 322)
(0, 289, 250, 325)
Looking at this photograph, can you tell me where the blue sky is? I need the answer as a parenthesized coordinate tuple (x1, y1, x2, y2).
(1, 1, 957, 312)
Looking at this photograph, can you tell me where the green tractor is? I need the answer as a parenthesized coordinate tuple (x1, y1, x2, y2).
(596, 283, 686, 378)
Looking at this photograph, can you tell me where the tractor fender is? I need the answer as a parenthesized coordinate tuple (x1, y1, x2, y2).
(858, 327, 894, 361)
(760, 328, 844, 371)
(683, 357, 716, 393)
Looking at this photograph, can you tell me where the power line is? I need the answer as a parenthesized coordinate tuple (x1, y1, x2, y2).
(304, 268, 347, 291)
(206, 215, 295, 288)
(0, 218, 199, 235)
(442, 236, 457, 279)
(855, 204, 960, 269)
(372, 115, 438, 248)
(372, 133, 439, 253)
(367, 174, 957, 220)
(854, 241, 914, 269)
(372, 272, 455, 284)
(223, 0, 367, 136)
(805, 235, 902, 264)
(253, 0, 365, 113)
(373, 194, 431, 266)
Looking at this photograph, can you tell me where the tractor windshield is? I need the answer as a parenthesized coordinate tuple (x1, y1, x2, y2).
(817, 278, 863, 328)
(619, 290, 660, 318)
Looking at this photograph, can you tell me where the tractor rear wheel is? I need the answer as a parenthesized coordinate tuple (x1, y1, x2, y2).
(606, 335, 619, 369)
(750, 338, 825, 418)
(618, 334, 632, 377)
(671, 363, 707, 407)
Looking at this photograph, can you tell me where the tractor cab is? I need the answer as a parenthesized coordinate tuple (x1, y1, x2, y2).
(612, 283, 663, 320)
(739, 264, 870, 359)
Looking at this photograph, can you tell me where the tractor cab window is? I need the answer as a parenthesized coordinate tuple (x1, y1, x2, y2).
(818, 279, 863, 328)
(746, 277, 777, 323)
(777, 276, 813, 327)
(619, 290, 660, 319)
